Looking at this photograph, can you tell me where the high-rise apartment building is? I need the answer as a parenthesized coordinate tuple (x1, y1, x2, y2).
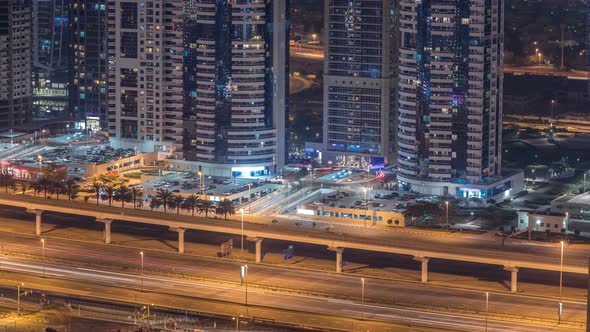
(182, 0, 289, 177)
(106, 0, 183, 153)
(32, 0, 69, 120)
(180, 4, 198, 161)
(70, 0, 108, 130)
(0, 0, 32, 129)
(322, 0, 396, 169)
(396, 0, 522, 199)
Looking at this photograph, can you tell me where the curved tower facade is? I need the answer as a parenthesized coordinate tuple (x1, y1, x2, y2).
(186, 0, 288, 177)
(396, 0, 514, 198)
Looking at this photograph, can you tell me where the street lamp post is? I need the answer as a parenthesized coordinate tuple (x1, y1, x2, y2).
(584, 172, 586, 193)
(41, 238, 45, 278)
(361, 278, 365, 320)
(247, 183, 252, 214)
(445, 200, 449, 230)
(550, 100, 555, 130)
(233, 316, 240, 332)
(241, 265, 248, 307)
(485, 292, 489, 332)
(17, 283, 25, 317)
(559, 241, 564, 324)
(37, 155, 42, 171)
(198, 171, 204, 195)
(240, 208, 244, 257)
(564, 212, 569, 242)
(140, 251, 144, 292)
(363, 188, 368, 228)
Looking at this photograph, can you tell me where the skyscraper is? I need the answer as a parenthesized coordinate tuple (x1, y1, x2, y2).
(322, 0, 397, 169)
(70, 0, 108, 130)
(396, 0, 522, 199)
(183, 0, 289, 177)
(106, 0, 183, 153)
(0, 0, 32, 130)
(32, 0, 69, 120)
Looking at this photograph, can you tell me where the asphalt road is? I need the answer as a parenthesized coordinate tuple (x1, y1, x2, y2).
(0, 228, 585, 331)
(0, 255, 584, 332)
(0, 200, 588, 298)
(6, 190, 587, 273)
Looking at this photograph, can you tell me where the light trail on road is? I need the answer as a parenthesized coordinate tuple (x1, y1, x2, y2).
(0, 256, 583, 332)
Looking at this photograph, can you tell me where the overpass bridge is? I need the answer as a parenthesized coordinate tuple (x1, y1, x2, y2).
(0, 193, 586, 293)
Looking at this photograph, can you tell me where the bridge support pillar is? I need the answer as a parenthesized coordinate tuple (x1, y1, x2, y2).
(170, 227, 186, 253)
(336, 247, 344, 273)
(504, 266, 519, 293)
(255, 238, 263, 263)
(26, 209, 43, 236)
(414, 257, 430, 283)
(96, 218, 113, 244)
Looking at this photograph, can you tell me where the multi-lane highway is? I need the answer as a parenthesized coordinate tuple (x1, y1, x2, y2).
(2, 191, 587, 277)
(0, 255, 584, 332)
(0, 229, 584, 331)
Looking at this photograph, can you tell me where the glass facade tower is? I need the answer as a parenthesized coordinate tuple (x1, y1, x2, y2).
(0, 0, 32, 129)
(184, 0, 289, 177)
(106, 0, 184, 153)
(397, 0, 504, 191)
(70, 0, 108, 130)
(323, 0, 397, 167)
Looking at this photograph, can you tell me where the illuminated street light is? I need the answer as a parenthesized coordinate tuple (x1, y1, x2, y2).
(485, 292, 489, 332)
(445, 200, 450, 230)
(240, 208, 244, 256)
(558, 241, 564, 324)
(247, 183, 252, 214)
(17, 283, 25, 317)
(361, 277, 365, 320)
(240, 265, 248, 307)
(41, 238, 45, 278)
(140, 251, 144, 292)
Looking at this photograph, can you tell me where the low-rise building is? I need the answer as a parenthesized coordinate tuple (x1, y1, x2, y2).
(517, 210, 568, 234)
(298, 204, 408, 228)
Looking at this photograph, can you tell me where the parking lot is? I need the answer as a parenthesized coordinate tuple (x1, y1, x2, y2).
(298, 187, 430, 214)
(17, 145, 137, 169)
(135, 172, 284, 204)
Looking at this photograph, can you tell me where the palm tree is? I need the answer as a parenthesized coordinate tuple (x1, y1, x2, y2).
(101, 185, 116, 206)
(155, 189, 175, 213)
(181, 194, 200, 216)
(49, 180, 65, 199)
(29, 182, 39, 197)
(197, 199, 216, 219)
(216, 199, 236, 220)
(92, 181, 103, 205)
(130, 187, 144, 209)
(36, 178, 51, 198)
(168, 195, 184, 215)
(149, 197, 162, 211)
(19, 182, 27, 195)
(0, 173, 14, 193)
(63, 179, 80, 201)
(114, 185, 132, 208)
(136, 197, 145, 209)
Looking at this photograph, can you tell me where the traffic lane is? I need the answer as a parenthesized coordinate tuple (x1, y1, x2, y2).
(0, 204, 584, 270)
(5, 229, 588, 304)
(0, 257, 582, 332)
(0, 237, 586, 325)
(0, 217, 587, 302)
